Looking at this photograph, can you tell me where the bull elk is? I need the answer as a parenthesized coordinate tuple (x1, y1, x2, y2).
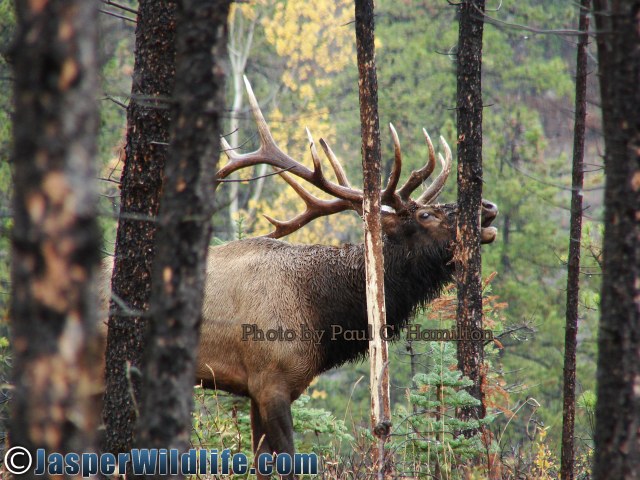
(206, 79, 496, 475)
(104, 78, 498, 478)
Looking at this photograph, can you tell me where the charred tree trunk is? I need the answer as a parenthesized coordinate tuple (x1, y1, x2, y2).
(455, 0, 486, 427)
(9, 0, 103, 474)
(134, 0, 230, 469)
(354, 0, 391, 476)
(102, 0, 176, 458)
(592, 2, 640, 478)
(560, 2, 590, 479)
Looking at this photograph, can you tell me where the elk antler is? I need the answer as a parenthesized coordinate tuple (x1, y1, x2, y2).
(381, 125, 452, 206)
(416, 136, 452, 204)
(218, 76, 363, 238)
(260, 130, 360, 238)
(216, 77, 452, 238)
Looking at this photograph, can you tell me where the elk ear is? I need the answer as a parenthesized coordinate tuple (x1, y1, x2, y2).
(381, 209, 401, 238)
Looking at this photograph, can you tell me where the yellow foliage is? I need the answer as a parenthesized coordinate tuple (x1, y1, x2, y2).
(229, 0, 266, 23)
(531, 427, 558, 479)
(263, 0, 354, 99)
(311, 389, 327, 400)
(236, 0, 361, 245)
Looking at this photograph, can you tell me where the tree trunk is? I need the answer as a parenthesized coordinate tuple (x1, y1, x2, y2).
(227, 70, 244, 235)
(592, 1, 640, 478)
(455, 0, 486, 428)
(227, 9, 257, 237)
(560, 2, 590, 478)
(9, 0, 103, 475)
(354, 1, 391, 477)
(102, 0, 176, 459)
(134, 0, 230, 473)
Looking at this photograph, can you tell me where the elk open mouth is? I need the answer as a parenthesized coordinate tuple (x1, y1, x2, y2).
(480, 200, 498, 244)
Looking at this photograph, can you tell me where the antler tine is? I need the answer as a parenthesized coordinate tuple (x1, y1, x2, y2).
(216, 77, 362, 206)
(381, 123, 402, 206)
(220, 135, 238, 160)
(306, 127, 324, 175)
(396, 129, 436, 201)
(416, 135, 452, 204)
(216, 78, 295, 179)
(257, 129, 361, 238)
(319, 138, 351, 188)
(307, 127, 362, 201)
(242, 75, 276, 148)
(220, 77, 279, 163)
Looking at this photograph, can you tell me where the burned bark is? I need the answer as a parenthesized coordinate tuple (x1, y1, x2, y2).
(102, 0, 176, 458)
(592, 1, 640, 478)
(134, 0, 231, 469)
(9, 0, 103, 473)
(455, 0, 486, 427)
(354, 0, 392, 476)
(560, 2, 590, 478)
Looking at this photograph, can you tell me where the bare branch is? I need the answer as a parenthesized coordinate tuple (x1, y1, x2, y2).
(216, 166, 294, 183)
(101, 0, 138, 15)
(98, 8, 136, 23)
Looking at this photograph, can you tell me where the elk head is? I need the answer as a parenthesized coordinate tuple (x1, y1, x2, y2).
(216, 76, 498, 247)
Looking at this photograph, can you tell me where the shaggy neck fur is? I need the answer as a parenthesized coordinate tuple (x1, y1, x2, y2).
(295, 238, 455, 372)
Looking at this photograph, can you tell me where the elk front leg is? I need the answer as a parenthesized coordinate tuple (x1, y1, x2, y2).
(253, 391, 296, 479)
(250, 399, 272, 479)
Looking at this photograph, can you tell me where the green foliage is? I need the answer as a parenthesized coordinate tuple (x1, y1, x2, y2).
(234, 215, 247, 241)
(391, 343, 497, 478)
(577, 389, 596, 445)
(0, 0, 15, 316)
(385, 281, 507, 478)
(191, 389, 353, 463)
(192, 388, 252, 453)
(96, 12, 136, 253)
(368, 2, 461, 196)
(0, 334, 9, 447)
(0, 1, 14, 456)
(292, 395, 354, 454)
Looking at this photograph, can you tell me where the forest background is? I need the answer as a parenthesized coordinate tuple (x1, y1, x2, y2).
(0, 0, 603, 474)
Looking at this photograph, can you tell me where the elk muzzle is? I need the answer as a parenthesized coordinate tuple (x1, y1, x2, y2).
(480, 200, 498, 244)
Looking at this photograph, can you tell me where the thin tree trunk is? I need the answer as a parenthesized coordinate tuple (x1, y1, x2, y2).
(592, 1, 640, 478)
(560, 2, 590, 478)
(228, 72, 243, 235)
(227, 9, 256, 237)
(354, 1, 391, 477)
(9, 0, 103, 474)
(135, 0, 230, 475)
(455, 0, 486, 428)
(102, 0, 176, 460)
(406, 338, 418, 414)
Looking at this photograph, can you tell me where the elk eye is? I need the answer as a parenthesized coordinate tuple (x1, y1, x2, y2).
(419, 212, 431, 220)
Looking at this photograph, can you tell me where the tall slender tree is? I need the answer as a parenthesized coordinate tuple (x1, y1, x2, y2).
(226, 3, 259, 236)
(9, 0, 103, 474)
(135, 0, 231, 472)
(592, 1, 640, 479)
(354, 0, 391, 476)
(455, 0, 486, 427)
(102, 0, 176, 458)
(560, 2, 590, 478)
